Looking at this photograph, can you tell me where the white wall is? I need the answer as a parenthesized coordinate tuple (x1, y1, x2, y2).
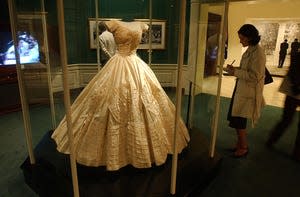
(227, 1, 300, 66)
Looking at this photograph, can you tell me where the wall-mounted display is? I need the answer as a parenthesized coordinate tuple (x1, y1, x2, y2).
(88, 18, 121, 49)
(0, 14, 44, 67)
(246, 18, 300, 77)
(1, 31, 40, 65)
(134, 19, 166, 50)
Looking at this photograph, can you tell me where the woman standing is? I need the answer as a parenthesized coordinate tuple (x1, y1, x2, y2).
(224, 24, 266, 157)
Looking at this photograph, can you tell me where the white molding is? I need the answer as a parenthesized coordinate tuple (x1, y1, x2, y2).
(24, 64, 186, 94)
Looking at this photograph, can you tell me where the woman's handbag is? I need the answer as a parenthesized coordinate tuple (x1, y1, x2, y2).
(264, 67, 273, 85)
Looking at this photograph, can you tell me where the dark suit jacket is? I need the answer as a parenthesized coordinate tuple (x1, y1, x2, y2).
(280, 42, 289, 55)
(288, 51, 300, 95)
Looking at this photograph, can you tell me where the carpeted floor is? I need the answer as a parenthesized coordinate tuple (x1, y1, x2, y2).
(0, 92, 299, 197)
(192, 95, 300, 197)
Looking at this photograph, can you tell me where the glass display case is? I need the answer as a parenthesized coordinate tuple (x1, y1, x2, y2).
(5, 0, 228, 196)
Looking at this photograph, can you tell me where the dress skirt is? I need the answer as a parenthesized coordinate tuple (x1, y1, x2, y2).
(51, 53, 190, 171)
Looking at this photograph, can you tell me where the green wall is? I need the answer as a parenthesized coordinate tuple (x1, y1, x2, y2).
(62, 0, 190, 64)
(12, 0, 190, 65)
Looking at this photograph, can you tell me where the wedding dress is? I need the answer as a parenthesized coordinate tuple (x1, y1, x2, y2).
(51, 20, 190, 171)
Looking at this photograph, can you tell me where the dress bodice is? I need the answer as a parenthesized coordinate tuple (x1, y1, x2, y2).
(106, 21, 148, 55)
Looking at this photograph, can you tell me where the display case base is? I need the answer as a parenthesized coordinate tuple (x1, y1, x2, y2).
(21, 129, 222, 197)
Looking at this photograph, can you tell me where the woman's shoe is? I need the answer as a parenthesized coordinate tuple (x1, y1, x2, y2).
(233, 148, 248, 158)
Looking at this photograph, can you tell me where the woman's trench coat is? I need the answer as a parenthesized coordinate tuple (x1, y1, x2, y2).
(231, 44, 266, 127)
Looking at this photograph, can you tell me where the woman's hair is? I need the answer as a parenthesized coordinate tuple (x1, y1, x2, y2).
(238, 24, 261, 45)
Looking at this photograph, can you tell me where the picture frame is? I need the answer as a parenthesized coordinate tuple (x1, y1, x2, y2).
(88, 18, 121, 49)
(134, 19, 166, 49)
(246, 18, 300, 77)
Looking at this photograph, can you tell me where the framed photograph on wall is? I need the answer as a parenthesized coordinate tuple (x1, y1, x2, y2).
(88, 18, 121, 49)
(246, 18, 300, 76)
(134, 19, 166, 49)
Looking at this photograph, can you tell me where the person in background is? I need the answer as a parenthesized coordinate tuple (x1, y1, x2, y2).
(98, 21, 116, 66)
(291, 38, 300, 59)
(266, 48, 300, 162)
(224, 24, 266, 157)
(278, 39, 289, 68)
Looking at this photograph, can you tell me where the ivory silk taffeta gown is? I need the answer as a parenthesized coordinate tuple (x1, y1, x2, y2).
(51, 20, 190, 171)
